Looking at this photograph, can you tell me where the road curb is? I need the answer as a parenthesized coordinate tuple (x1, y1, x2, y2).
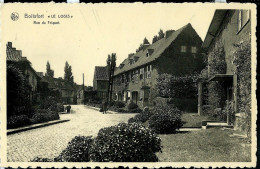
(7, 119, 70, 135)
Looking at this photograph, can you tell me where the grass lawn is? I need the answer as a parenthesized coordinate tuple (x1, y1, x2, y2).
(181, 113, 217, 128)
(157, 128, 251, 162)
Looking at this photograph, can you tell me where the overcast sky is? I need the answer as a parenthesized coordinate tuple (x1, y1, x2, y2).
(3, 3, 216, 86)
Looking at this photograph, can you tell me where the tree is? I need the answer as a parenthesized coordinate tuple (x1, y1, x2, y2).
(158, 29, 165, 40)
(46, 61, 54, 77)
(143, 37, 150, 44)
(64, 61, 74, 83)
(152, 35, 158, 44)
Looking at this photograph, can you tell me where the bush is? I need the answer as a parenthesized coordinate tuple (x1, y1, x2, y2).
(113, 101, 126, 108)
(57, 103, 64, 112)
(7, 114, 31, 129)
(149, 103, 182, 134)
(90, 122, 161, 162)
(128, 101, 138, 110)
(167, 98, 198, 112)
(31, 109, 59, 124)
(128, 108, 152, 123)
(55, 136, 93, 162)
(31, 157, 53, 162)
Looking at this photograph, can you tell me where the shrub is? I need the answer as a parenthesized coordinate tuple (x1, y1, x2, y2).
(128, 108, 152, 123)
(149, 103, 182, 134)
(31, 157, 53, 162)
(128, 101, 138, 110)
(7, 114, 31, 129)
(55, 136, 93, 162)
(31, 109, 59, 124)
(113, 101, 126, 108)
(90, 122, 161, 162)
(57, 103, 64, 112)
(167, 98, 198, 112)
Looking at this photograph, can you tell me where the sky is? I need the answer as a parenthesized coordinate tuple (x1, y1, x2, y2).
(2, 3, 216, 86)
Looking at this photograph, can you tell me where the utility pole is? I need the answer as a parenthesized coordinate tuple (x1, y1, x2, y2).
(107, 53, 116, 105)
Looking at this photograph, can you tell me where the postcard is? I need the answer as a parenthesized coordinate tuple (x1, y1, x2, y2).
(0, 2, 257, 168)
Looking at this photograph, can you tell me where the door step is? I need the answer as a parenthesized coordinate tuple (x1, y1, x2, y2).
(202, 121, 233, 129)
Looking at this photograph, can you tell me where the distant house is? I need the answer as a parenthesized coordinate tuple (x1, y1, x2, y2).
(93, 66, 109, 100)
(6, 42, 41, 103)
(200, 10, 251, 129)
(113, 23, 204, 107)
(43, 76, 76, 104)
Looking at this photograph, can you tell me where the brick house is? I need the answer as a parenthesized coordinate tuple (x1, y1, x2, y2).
(43, 76, 76, 104)
(199, 10, 251, 127)
(93, 66, 109, 100)
(6, 42, 40, 103)
(113, 23, 204, 108)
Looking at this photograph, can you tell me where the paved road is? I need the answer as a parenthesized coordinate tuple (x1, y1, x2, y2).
(7, 105, 136, 162)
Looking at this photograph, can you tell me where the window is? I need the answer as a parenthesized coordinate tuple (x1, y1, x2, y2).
(181, 45, 186, 53)
(238, 10, 250, 32)
(146, 65, 152, 79)
(191, 46, 197, 54)
(140, 68, 144, 80)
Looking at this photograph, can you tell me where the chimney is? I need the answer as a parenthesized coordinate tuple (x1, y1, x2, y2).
(165, 30, 175, 39)
(143, 43, 150, 50)
(7, 42, 12, 48)
(17, 50, 22, 57)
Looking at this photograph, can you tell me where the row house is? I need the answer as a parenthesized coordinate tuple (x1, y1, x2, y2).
(6, 42, 40, 103)
(200, 9, 251, 129)
(42, 76, 76, 104)
(113, 23, 204, 107)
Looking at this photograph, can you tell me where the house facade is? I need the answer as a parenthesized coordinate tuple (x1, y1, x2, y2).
(200, 10, 251, 130)
(113, 23, 204, 108)
(93, 66, 109, 100)
(6, 42, 40, 103)
(43, 76, 76, 104)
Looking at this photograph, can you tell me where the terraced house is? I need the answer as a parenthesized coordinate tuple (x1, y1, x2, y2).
(200, 9, 251, 131)
(113, 23, 204, 108)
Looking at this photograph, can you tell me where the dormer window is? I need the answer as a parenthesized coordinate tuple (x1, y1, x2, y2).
(134, 56, 139, 62)
(181, 46, 186, 53)
(146, 49, 154, 57)
(120, 64, 125, 69)
(191, 46, 197, 54)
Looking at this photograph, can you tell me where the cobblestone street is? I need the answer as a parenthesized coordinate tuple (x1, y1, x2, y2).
(7, 105, 136, 162)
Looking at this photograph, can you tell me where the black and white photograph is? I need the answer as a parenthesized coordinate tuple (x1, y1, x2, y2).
(0, 2, 257, 168)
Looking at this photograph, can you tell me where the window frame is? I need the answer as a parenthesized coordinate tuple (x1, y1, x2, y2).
(237, 9, 250, 34)
(181, 45, 187, 53)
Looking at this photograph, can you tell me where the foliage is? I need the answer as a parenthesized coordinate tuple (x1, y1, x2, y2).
(89, 122, 161, 162)
(31, 157, 53, 162)
(113, 101, 126, 108)
(46, 61, 54, 77)
(149, 103, 183, 134)
(55, 136, 93, 162)
(167, 98, 198, 112)
(152, 29, 165, 44)
(136, 37, 150, 52)
(7, 114, 31, 129)
(64, 61, 74, 83)
(31, 109, 59, 124)
(128, 107, 152, 123)
(208, 41, 226, 76)
(57, 103, 64, 112)
(7, 64, 32, 118)
(156, 73, 199, 98)
(127, 101, 138, 110)
(233, 40, 251, 135)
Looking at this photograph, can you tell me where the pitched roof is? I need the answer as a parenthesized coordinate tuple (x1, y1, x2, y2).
(94, 66, 109, 81)
(114, 23, 191, 76)
(43, 76, 75, 90)
(202, 10, 228, 49)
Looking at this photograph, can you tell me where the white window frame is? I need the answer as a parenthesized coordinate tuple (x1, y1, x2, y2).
(181, 45, 187, 53)
(191, 46, 197, 54)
